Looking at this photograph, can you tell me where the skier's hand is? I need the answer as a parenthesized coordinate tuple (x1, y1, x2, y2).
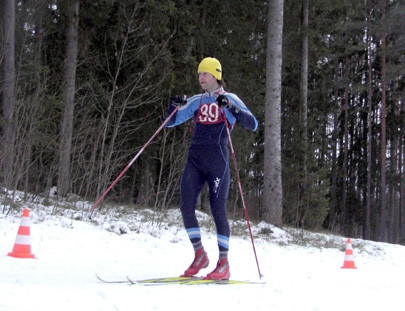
(166, 95, 186, 121)
(170, 95, 187, 106)
(216, 95, 232, 109)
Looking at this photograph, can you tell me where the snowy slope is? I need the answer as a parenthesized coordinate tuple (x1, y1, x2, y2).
(1, 191, 404, 311)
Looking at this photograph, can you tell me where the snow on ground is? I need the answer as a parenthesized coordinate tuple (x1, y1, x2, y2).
(1, 190, 405, 311)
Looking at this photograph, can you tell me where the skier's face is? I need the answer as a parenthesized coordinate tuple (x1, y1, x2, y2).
(198, 72, 219, 92)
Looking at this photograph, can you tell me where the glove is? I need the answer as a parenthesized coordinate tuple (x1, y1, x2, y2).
(170, 95, 187, 106)
(216, 94, 232, 109)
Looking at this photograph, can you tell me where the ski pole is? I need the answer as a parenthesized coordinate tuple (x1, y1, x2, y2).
(88, 105, 180, 218)
(222, 110, 263, 279)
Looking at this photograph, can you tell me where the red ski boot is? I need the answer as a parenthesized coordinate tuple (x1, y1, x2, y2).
(204, 258, 230, 280)
(181, 248, 209, 277)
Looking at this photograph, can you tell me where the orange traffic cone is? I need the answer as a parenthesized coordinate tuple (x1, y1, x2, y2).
(7, 208, 36, 258)
(341, 238, 356, 269)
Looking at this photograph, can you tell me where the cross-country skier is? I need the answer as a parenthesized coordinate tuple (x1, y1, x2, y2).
(165, 57, 258, 280)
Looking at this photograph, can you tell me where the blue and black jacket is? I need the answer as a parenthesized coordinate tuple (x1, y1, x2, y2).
(166, 87, 258, 145)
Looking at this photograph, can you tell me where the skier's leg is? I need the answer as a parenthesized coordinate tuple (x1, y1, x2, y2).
(204, 145, 231, 280)
(179, 153, 209, 276)
(180, 159, 205, 249)
(208, 165, 231, 257)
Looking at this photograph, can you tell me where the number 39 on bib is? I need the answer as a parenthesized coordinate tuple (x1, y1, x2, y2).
(196, 103, 224, 124)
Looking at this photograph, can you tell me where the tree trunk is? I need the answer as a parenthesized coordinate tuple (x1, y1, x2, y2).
(379, 0, 387, 241)
(263, 0, 284, 227)
(1, 0, 16, 189)
(341, 58, 349, 234)
(400, 133, 405, 244)
(390, 137, 399, 242)
(58, 1, 79, 197)
(297, 0, 308, 227)
(365, 20, 373, 240)
(329, 63, 339, 232)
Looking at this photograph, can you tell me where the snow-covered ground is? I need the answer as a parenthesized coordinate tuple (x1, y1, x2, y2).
(1, 190, 404, 311)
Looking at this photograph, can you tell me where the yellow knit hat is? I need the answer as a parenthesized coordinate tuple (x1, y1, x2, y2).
(197, 57, 222, 80)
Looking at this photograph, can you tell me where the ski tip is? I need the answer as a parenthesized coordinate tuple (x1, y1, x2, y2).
(95, 273, 129, 284)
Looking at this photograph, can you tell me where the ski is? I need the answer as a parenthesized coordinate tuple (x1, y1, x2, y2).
(95, 273, 129, 284)
(127, 276, 202, 285)
(126, 276, 264, 285)
(95, 274, 192, 285)
(96, 274, 265, 285)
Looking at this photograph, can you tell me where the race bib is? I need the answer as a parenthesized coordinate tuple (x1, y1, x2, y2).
(196, 103, 224, 124)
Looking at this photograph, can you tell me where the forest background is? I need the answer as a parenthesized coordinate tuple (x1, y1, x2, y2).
(1, 0, 404, 244)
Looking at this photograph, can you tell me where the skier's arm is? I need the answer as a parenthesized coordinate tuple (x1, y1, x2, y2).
(217, 94, 258, 131)
(165, 95, 186, 127)
(165, 95, 200, 127)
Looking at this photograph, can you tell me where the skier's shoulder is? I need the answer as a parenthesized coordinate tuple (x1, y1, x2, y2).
(178, 94, 202, 112)
(224, 92, 248, 109)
